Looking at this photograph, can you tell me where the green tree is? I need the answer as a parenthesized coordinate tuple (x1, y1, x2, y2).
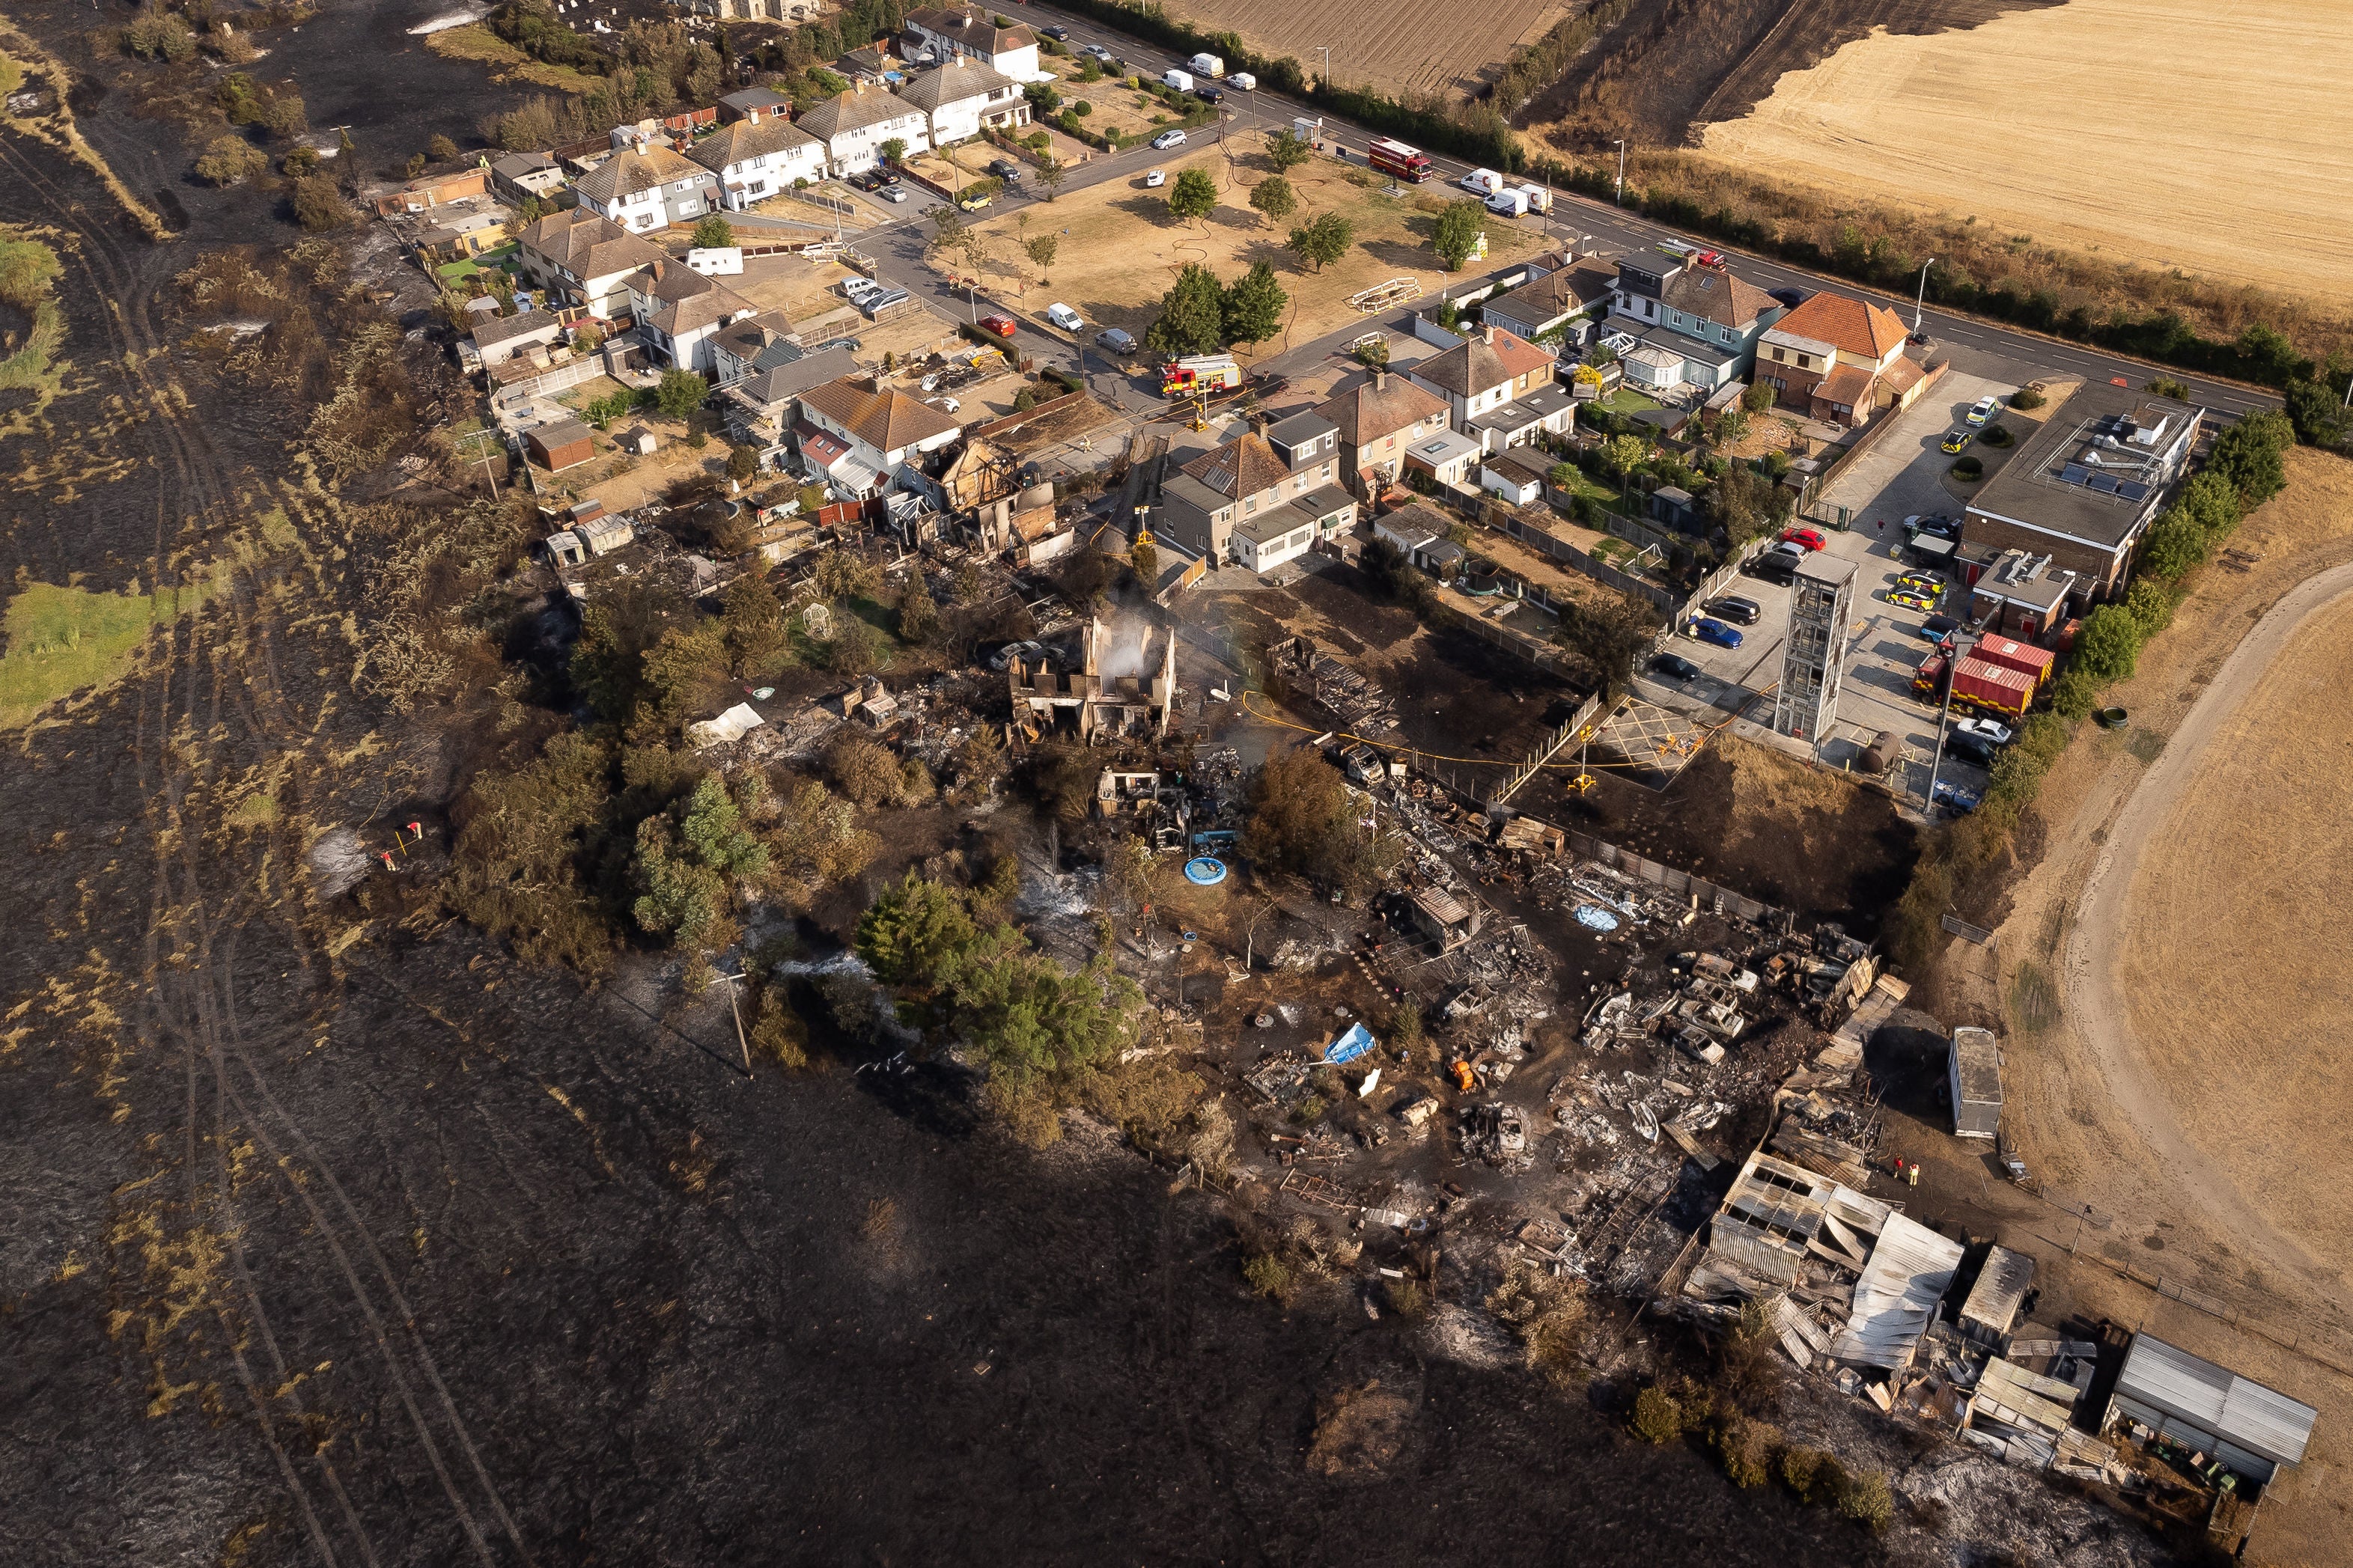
(194, 135, 267, 186)
(1554, 596, 1655, 692)
(1601, 433, 1647, 481)
(656, 367, 709, 421)
(825, 610, 881, 675)
(880, 136, 908, 166)
(1036, 154, 1064, 201)
(692, 214, 735, 249)
(2138, 504, 2206, 581)
(855, 871, 978, 989)
(2284, 376, 2351, 451)
(290, 175, 356, 233)
(1741, 382, 1775, 414)
(631, 774, 770, 945)
(723, 442, 757, 482)
(427, 133, 460, 162)
(721, 571, 788, 674)
(2072, 603, 2143, 683)
(898, 568, 939, 643)
(1243, 745, 1379, 893)
(1708, 406, 1750, 448)
(1247, 174, 1295, 227)
(1166, 166, 1217, 224)
(1024, 232, 1059, 276)
(1220, 260, 1288, 347)
(1431, 200, 1485, 271)
(1285, 210, 1354, 273)
(1144, 262, 1226, 358)
(2208, 408, 2293, 505)
(1265, 126, 1309, 174)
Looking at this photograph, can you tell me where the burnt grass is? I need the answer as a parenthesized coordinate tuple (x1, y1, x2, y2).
(0, 17, 1905, 1568)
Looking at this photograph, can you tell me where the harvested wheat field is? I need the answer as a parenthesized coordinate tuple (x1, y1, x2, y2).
(969, 144, 1542, 355)
(1159, 0, 1569, 97)
(1698, 0, 2353, 305)
(2109, 597, 2353, 1269)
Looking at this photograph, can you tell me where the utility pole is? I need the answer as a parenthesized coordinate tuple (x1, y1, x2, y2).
(1912, 257, 1938, 336)
(1924, 631, 1972, 811)
(1318, 45, 1330, 90)
(1613, 139, 1626, 206)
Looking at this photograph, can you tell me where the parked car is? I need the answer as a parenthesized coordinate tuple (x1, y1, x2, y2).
(1920, 613, 1961, 638)
(1195, 85, 1225, 104)
(1143, 168, 1166, 187)
(1651, 652, 1702, 683)
(1687, 617, 1744, 649)
(1886, 587, 1940, 612)
(1704, 595, 1761, 625)
(1151, 129, 1187, 150)
(847, 169, 887, 192)
(1040, 23, 1068, 39)
(1966, 395, 2000, 425)
(1940, 428, 1974, 454)
(1046, 302, 1084, 332)
(1746, 550, 1800, 584)
(842, 276, 883, 302)
(1953, 716, 2014, 747)
(1894, 571, 1943, 595)
(959, 192, 993, 212)
(986, 159, 1022, 180)
(876, 183, 908, 203)
(1905, 513, 1958, 539)
(1944, 728, 2000, 767)
(1778, 526, 1826, 552)
(979, 313, 1017, 338)
(1095, 326, 1137, 355)
(1084, 43, 1113, 60)
(1766, 286, 1808, 310)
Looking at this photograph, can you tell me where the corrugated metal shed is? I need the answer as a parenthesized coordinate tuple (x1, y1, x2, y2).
(1959, 1244, 2035, 1345)
(1829, 1210, 1964, 1370)
(2107, 1334, 2318, 1481)
(1948, 1027, 2003, 1138)
(1973, 1355, 2078, 1442)
(1708, 1153, 1833, 1287)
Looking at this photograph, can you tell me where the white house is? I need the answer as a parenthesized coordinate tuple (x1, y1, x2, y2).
(511, 209, 669, 320)
(684, 109, 827, 210)
(626, 265, 761, 374)
(904, 6, 1043, 82)
(1403, 325, 1556, 426)
(897, 56, 1027, 147)
(797, 375, 963, 493)
(796, 82, 931, 177)
(567, 142, 719, 233)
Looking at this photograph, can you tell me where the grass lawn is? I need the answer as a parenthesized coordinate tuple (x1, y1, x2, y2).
(969, 135, 1544, 360)
(1598, 387, 1661, 412)
(436, 245, 519, 287)
(0, 575, 219, 729)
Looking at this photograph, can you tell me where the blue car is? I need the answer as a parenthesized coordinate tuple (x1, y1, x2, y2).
(1687, 617, 1744, 649)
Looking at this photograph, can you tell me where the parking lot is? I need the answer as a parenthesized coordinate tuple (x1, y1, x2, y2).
(1628, 371, 2029, 805)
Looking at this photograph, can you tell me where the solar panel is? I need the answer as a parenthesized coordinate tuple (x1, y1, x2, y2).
(2089, 474, 2119, 494)
(2059, 464, 2090, 486)
(2117, 481, 2149, 501)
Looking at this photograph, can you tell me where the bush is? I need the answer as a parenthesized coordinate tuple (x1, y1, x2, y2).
(1630, 1385, 1685, 1445)
(194, 135, 267, 186)
(2009, 386, 2046, 411)
(2124, 577, 2178, 637)
(691, 214, 735, 250)
(1779, 1444, 1830, 1501)
(656, 368, 709, 421)
(1382, 1275, 1431, 1319)
(2073, 603, 2143, 683)
(2048, 668, 2099, 719)
(123, 10, 197, 61)
(427, 133, 460, 162)
(1833, 1467, 1895, 1531)
(1242, 1251, 1291, 1302)
(1716, 1416, 1778, 1489)
(290, 175, 356, 232)
(1949, 456, 1983, 481)
(1980, 424, 2015, 448)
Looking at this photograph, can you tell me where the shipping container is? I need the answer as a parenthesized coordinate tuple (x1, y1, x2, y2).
(1972, 635, 2056, 688)
(1950, 656, 2035, 719)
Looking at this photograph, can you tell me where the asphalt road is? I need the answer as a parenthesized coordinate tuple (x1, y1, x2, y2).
(940, 3, 2284, 424)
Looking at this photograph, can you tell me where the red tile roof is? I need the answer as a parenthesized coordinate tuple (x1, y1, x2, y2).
(1771, 290, 1909, 361)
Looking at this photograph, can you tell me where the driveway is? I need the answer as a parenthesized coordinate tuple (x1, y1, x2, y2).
(1817, 367, 2014, 535)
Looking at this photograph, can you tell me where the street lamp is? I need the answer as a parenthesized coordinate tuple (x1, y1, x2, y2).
(1912, 257, 1938, 336)
(1613, 139, 1626, 205)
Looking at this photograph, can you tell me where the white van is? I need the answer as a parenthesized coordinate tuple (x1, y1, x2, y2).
(1046, 302, 1084, 332)
(1162, 68, 1194, 93)
(1459, 168, 1505, 196)
(1484, 186, 1529, 218)
(1515, 183, 1553, 213)
(1226, 71, 1256, 91)
(1189, 52, 1224, 78)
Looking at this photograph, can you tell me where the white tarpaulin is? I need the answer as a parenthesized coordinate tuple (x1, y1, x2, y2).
(687, 702, 765, 748)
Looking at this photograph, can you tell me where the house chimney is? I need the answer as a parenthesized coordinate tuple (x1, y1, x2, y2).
(747, 106, 761, 124)
(1483, 324, 1500, 347)
(1373, 369, 1387, 393)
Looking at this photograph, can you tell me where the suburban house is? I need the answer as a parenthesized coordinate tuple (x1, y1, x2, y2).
(511, 209, 669, 319)
(722, 345, 862, 451)
(797, 374, 964, 494)
(368, 165, 490, 218)
(625, 265, 761, 373)
(835, 43, 903, 82)
(568, 141, 719, 232)
(1756, 290, 1911, 426)
(797, 82, 931, 177)
(1963, 383, 2203, 605)
(904, 6, 1042, 82)
(1315, 370, 1452, 502)
(686, 109, 827, 209)
(1482, 258, 1616, 350)
(1604, 251, 1781, 395)
(708, 311, 803, 385)
(1467, 384, 1576, 454)
(1159, 416, 1357, 576)
(718, 85, 792, 122)
(490, 151, 566, 205)
(897, 55, 1028, 146)
(1404, 325, 1556, 426)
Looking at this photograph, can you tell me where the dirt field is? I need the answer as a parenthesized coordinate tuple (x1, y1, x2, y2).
(970, 142, 1544, 359)
(1155, 0, 1571, 98)
(1695, 0, 2353, 302)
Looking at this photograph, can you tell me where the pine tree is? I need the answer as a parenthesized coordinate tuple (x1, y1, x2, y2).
(1144, 263, 1226, 357)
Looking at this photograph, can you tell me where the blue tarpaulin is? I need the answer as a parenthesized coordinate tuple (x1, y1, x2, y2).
(1324, 1022, 1377, 1064)
(1574, 904, 1620, 932)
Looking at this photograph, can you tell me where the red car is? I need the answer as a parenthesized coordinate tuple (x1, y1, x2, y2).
(980, 314, 1017, 338)
(1779, 526, 1827, 552)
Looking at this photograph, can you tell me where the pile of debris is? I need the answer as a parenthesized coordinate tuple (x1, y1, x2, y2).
(1268, 635, 1401, 736)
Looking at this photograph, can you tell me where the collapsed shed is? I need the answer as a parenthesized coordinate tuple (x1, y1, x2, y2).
(1958, 1243, 2036, 1351)
(2104, 1334, 2319, 1486)
(1827, 1210, 1965, 1371)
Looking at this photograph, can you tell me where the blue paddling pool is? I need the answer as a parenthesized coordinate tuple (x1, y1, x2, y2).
(1184, 857, 1228, 886)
